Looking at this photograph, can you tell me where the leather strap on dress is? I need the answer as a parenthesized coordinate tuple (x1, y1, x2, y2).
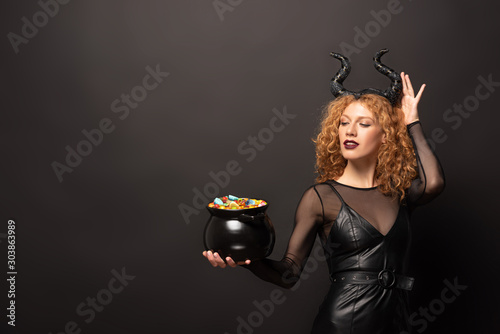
(330, 269, 414, 291)
(324, 182, 346, 204)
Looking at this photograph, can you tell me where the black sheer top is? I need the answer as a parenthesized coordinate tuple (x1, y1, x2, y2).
(240, 121, 445, 289)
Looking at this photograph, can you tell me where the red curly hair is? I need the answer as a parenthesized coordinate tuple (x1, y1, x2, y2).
(314, 94, 417, 201)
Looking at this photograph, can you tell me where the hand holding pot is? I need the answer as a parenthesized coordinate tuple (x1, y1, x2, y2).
(202, 250, 251, 268)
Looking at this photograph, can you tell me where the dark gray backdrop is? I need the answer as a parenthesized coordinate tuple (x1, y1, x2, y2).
(2, 0, 499, 333)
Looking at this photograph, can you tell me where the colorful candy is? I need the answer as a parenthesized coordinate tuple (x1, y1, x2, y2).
(208, 195, 267, 210)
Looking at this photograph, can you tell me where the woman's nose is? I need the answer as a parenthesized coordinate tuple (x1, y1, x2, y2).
(346, 123, 356, 136)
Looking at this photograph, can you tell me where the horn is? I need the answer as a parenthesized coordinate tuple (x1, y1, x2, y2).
(373, 49, 402, 105)
(330, 52, 354, 98)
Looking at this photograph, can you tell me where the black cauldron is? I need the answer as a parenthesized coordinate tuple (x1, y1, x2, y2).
(203, 202, 275, 262)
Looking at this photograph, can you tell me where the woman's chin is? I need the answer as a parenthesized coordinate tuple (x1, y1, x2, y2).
(341, 151, 360, 160)
(341, 152, 377, 164)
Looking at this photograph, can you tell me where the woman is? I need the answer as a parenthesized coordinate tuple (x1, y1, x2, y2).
(203, 49, 445, 333)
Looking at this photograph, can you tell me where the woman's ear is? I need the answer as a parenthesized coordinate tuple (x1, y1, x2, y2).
(382, 133, 387, 144)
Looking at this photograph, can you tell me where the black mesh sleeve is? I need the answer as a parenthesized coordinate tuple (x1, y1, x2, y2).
(240, 186, 324, 289)
(407, 121, 446, 207)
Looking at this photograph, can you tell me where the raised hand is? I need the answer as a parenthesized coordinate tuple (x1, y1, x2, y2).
(202, 250, 251, 268)
(400, 72, 425, 125)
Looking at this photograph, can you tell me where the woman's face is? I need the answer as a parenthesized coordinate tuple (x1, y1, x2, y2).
(338, 101, 386, 163)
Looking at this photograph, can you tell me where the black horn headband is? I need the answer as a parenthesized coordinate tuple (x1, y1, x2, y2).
(329, 49, 402, 106)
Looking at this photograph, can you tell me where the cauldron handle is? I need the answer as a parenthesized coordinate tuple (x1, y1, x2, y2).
(238, 213, 266, 223)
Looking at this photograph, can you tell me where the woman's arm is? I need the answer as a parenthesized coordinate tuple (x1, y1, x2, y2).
(400, 72, 445, 206)
(239, 186, 324, 289)
(406, 121, 445, 205)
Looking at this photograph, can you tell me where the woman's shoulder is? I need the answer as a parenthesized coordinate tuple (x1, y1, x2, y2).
(307, 180, 335, 191)
(312, 179, 347, 191)
(302, 180, 339, 199)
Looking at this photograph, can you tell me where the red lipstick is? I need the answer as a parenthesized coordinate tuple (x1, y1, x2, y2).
(343, 140, 359, 149)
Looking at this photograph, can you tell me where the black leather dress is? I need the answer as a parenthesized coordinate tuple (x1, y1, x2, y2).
(241, 122, 445, 333)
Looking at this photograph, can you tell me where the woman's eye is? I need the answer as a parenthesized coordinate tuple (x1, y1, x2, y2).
(340, 122, 348, 126)
(360, 123, 371, 127)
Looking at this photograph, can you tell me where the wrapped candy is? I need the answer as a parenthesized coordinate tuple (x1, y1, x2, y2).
(208, 195, 267, 210)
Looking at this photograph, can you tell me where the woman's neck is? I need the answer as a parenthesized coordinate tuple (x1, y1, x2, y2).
(336, 159, 378, 188)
